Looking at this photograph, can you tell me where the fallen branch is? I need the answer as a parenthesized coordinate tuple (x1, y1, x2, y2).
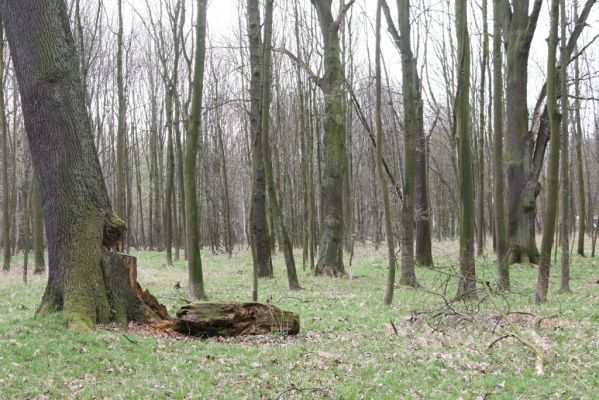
(484, 284, 545, 375)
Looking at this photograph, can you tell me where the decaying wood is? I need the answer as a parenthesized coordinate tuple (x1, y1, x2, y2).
(105, 253, 300, 337)
(173, 301, 300, 337)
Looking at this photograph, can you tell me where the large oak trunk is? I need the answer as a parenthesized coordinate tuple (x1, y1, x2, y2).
(0, 0, 159, 331)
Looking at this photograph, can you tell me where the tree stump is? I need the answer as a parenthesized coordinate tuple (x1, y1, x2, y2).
(100, 252, 170, 325)
(173, 301, 300, 337)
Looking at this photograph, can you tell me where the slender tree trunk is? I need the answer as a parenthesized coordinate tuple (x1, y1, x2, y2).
(184, 0, 208, 300)
(21, 158, 32, 284)
(573, 13, 586, 256)
(394, 0, 418, 286)
(248, 0, 273, 279)
(375, 1, 397, 304)
(1, 22, 10, 271)
(455, 0, 477, 299)
(536, 0, 559, 304)
(493, 0, 509, 290)
(260, 0, 301, 290)
(164, 90, 175, 266)
(31, 174, 45, 274)
(115, 0, 127, 230)
(477, 0, 489, 256)
(559, 0, 570, 292)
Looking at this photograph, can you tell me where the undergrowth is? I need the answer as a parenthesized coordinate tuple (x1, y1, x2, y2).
(0, 242, 597, 399)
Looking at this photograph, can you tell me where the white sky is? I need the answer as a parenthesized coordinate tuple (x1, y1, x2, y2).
(111, 0, 599, 131)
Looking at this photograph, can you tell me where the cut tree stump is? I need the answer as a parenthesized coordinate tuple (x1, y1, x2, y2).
(173, 301, 300, 337)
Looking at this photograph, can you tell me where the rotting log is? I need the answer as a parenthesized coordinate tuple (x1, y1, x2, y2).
(172, 301, 300, 337)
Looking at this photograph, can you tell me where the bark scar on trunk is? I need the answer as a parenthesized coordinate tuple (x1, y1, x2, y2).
(102, 211, 127, 252)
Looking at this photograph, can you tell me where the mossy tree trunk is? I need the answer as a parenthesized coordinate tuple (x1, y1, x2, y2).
(493, 0, 509, 290)
(504, 0, 543, 265)
(184, 0, 208, 300)
(247, 0, 273, 280)
(455, 0, 477, 299)
(312, 0, 351, 277)
(535, 0, 560, 304)
(0, 0, 160, 331)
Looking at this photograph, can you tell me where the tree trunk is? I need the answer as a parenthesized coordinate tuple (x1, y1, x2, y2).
(184, 0, 208, 300)
(493, 0, 509, 290)
(313, 0, 348, 277)
(573, 22, 586, 257)
(375, 1, 398, 304)
(31, 174, 45, 274)
(536, 0, 560, 304)
(1, 22, 10, 271)
(505, 0, 543, 265)
(455, 0, 477, 299)
(558, 0, 570, 293)
(0, 0, 159, 331)
(260, 0, 301, 290)
(247, 0, 273, 279)
(476, 0, 489, 257)
(115, 0, 127, 232)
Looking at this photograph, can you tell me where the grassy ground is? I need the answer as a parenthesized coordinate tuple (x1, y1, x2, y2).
(0, 241, 597, 399)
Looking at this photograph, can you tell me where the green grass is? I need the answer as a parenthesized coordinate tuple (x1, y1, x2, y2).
(0, 242, 597, 399)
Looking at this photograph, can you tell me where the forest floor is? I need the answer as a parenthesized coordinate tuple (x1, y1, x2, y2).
(0, 241, 597, 399)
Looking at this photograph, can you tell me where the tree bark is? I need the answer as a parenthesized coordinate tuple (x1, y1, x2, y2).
(493, 0, 509, 290)
(1, 22, 10, 271)
(260, 0, 301, 290)
(505, 0, 543, 265)
(536, 0, 560, 304)
(248, 0, 273, 280)
(184, 0, 208, 300)
(558, 0, 570, 292)
(31, 174, 45, 274)
(455, 0, 477, 299)
(312, 0, 349, 277)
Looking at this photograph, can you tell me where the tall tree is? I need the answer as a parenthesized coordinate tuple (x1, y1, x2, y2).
(559, 0, 570, 292)
(455, 0, 476, 299)
(536, 0, 560, 304)
(115, 0, 127, 229)
(260, 0, 301, 290)
(380, 0, 419, 285)
(375, 0, 398, 304)
(504, 0, 543, 264)
(248, 0, 273, 280)
(312, 0, 354, 277)
(493, 0, 509, 290)
(573, 0, 586, 257)
(1, 22, 10, 271)
(477, 0, 489, 256)
(184, 0, 208, 299)
(0, 0, 156, 330)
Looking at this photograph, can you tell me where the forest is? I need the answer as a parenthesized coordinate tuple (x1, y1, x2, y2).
(0, 0, 598, 398)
